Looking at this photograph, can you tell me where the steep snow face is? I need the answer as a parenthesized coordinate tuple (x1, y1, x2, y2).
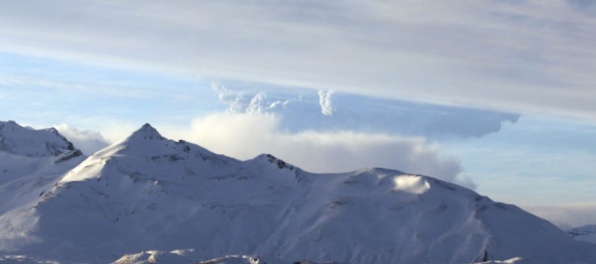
(570, 225, 596, 244)
(0, 123, 595, 264)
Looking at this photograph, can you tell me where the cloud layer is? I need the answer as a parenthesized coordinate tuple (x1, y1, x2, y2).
(1, 0, 595, 118)
(55, 124, 110, 155)
(184, 112, 474, 189)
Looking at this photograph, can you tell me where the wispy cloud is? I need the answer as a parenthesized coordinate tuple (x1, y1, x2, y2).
(0, 1, 595, 118)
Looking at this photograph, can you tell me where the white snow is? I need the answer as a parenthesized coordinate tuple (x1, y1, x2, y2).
(0, 122, 595, 264)
(476, 257, 524, 264)
(0, 121, 85, 216)
(112, 249, 198, 264)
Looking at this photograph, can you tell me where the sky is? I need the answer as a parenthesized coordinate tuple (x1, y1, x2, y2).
(1, 0, 596, 227)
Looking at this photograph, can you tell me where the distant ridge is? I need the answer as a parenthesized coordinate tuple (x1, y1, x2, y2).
(0, 120, 82, 161)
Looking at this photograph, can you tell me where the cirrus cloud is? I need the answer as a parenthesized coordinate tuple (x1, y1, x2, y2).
(0, 1, 595, 118)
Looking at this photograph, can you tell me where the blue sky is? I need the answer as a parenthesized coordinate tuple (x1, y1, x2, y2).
(1, 0, 596, 227)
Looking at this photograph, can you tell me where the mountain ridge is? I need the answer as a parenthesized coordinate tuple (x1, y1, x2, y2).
(0, 122, 595, 263)
(0, 120, 82, 159)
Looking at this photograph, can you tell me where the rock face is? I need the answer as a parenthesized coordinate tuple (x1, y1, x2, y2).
(0, 123, 595, 264)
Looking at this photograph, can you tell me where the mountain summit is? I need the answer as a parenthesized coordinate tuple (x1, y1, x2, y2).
(0, 120, 82, 160)
(127, 123, 165, 141)
(0, 123, 595, 264)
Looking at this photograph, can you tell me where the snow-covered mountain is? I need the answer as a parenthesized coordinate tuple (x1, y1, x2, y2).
(0, 121, 81, 159)
(1, 122, 596, 264)
(570, 224, 596, 244)
(0, 121, 84, 218)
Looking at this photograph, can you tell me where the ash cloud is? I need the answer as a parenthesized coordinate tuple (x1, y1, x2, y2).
(188, 112, 474, 189)
(213, 83, 520, 140)
(317, 90, 334, 116)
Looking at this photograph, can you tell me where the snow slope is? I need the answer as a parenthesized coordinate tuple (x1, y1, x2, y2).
(0, 121, 85, 259)
(0, 123, 595, 263)
(0, 120, 84, 213)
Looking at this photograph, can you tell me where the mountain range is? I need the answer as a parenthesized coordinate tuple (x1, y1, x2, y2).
(0, 120, 595, 264)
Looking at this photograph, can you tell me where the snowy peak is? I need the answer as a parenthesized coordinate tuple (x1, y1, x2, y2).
(112, 123, 214, 157)
(58, 124, 237, 183)
(112, 123, 229, 160)
(0, 120, 81, 160)
(1, 122, 596, 264)
(126, 123, 165, 141)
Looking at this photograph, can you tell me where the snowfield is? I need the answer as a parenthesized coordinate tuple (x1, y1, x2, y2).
(0, 121, 595, 264)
